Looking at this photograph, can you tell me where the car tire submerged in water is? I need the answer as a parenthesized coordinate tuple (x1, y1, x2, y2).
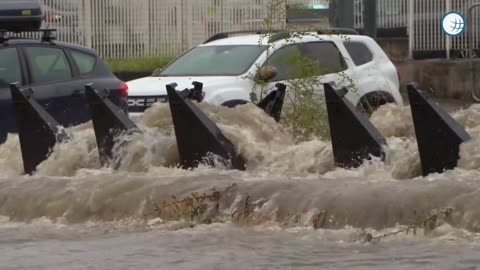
(357, 91, 395, 116)
(221, 100, 249, 108)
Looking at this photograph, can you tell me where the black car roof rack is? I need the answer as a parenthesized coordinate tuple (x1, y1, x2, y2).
(40, 29, 57, 43)
(203, 28, 359, 44)
(0, 29, 57, 45)
(0, 30, 9, 44)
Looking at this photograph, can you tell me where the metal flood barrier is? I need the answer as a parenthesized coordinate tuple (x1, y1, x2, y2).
(10, 81, 287, 174)
(9, 81, 472, 177)
(10, 84, 70, 175)
(406, 83, 471, 176)
(166, 83, 246, 171)
(321, 82, 471, 175)
(323, 83, 387, 168)
(85, 84, 141, 167)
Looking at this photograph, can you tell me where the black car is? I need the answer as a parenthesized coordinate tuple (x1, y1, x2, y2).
(0, 30, 129, 143)
(0, 0, 43, 31)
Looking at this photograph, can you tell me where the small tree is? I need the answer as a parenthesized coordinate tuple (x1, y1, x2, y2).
(246, 0, 355, 141)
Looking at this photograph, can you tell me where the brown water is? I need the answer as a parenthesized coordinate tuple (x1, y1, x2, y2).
(1, 102, 480, 269)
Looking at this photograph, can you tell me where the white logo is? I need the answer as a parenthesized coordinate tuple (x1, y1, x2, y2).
(128, 97, 167, 107)
(441, 11, 465, 36)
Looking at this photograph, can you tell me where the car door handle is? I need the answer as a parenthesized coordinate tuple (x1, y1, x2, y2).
(71, 89, 84, 97)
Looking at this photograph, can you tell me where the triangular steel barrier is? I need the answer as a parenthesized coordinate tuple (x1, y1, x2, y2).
(85, 84, 140, 167)
(324, 83, 387, 168)
(407, 83, 471, 176)
(166, 83, 246, 170)
(10, 83, 69, 175)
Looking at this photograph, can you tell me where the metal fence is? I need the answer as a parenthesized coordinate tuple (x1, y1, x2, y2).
(354, 0, 409, 30)
(409, 0, 480, 58)
(36, 0, 480, 60)
(39, 0, 331, 59)
(40, 0, 284, 59)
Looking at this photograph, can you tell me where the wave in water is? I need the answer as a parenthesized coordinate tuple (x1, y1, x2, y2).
(0, 103, 479, 232)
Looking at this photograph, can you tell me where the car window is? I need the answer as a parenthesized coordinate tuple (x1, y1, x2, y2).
(263, 44, 302, 81)
(300, 42, 347, 74)
(343, 42, 374, 66)
(71, 50, 96, 75)
(160, 45, 267, 76)
(26, 47, 73, 84)
(265, 42, 347, 81)
(0, 48, 21, 88)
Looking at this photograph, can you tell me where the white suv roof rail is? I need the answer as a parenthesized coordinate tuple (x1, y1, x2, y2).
(203, 28, 359, 44)
(203, 30, 275, 44)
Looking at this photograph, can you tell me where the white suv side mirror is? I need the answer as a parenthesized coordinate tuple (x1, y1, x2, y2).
(256, 66, 278, 82)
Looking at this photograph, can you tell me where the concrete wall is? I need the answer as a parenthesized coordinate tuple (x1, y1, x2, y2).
(376, 38, 409, 63)
(397, 60, 480, 100)
(377, 38, 479, 101)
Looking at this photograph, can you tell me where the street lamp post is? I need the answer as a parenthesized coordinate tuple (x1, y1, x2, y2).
(329, 0, 354, 28)
(363, 0, 377, 38)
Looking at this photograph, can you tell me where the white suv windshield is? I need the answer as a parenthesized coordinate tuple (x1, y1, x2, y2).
(160, 45, 267, 76)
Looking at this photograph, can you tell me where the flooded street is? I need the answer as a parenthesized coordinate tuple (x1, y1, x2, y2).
(2, 220, 480, 269)
(2, 101, 480, 269)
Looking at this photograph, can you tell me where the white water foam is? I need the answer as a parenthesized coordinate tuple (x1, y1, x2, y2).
(0, 103, 479, 234)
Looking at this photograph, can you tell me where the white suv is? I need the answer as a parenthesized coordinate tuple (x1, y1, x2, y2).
(127, 30, 403, 114)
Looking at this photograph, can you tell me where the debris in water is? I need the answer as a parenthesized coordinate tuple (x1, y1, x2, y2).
(145, 185, 224, 224)
(364, 207, 454, 244)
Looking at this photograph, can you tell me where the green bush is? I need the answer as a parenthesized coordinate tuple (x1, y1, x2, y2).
(105, 57, 173, 72)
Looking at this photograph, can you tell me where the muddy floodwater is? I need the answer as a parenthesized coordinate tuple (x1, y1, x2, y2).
(2, 101, 480, 269)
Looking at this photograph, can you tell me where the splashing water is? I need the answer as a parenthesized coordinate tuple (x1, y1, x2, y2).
(2, 102, 480, 268)
(0, 134, 23, 177)
(0, 102, 429, 179)
(0, 102, 480, 234)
